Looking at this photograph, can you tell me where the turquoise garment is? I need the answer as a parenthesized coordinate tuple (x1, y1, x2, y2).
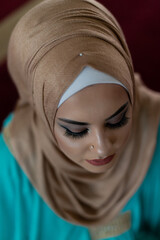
(0, 114, 160, 240)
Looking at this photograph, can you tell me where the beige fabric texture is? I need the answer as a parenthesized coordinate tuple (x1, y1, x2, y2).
(5, 0, 160, 226)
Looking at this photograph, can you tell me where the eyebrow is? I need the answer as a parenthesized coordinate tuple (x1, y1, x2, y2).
(58, 101, 129, 126)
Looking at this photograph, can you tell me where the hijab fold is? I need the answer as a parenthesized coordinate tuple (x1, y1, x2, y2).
(4, 0, 160, 226)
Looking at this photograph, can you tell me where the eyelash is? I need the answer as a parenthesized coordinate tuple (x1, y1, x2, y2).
(105, 110, 129, 129)
(64, 128, 89, 139)
(63, 110, 129, 139)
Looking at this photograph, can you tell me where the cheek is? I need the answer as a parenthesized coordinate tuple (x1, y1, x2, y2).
(108, 118, 132, 152)
(54, 130, 85, 159)
(118, 120, 132, 147)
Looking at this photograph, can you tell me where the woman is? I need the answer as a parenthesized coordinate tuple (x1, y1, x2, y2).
(0, 0, 160, 239)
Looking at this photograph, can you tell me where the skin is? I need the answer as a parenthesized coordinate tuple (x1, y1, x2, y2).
(54, 84, 133, 173)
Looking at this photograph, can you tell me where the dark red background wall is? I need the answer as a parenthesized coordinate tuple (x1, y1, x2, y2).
(0, 0, 160, 129)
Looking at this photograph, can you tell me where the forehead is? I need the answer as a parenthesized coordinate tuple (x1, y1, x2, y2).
(56, 84, 129, 121)
(57, 66, 128, 108)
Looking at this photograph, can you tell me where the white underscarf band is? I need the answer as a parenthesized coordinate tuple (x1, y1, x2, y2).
(58, 66, 128, 108)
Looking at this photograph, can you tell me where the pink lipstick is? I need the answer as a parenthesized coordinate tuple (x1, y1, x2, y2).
(86, 154, 115, 166)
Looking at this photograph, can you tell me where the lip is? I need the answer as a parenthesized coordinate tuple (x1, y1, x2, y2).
(86, 154, 115, 166)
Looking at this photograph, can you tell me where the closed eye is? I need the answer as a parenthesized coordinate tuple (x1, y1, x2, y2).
(105, 109, 129, 129)
(57, 101, 130, 139)
(59, 124, 89, 139)
(58, 110, 129, 140)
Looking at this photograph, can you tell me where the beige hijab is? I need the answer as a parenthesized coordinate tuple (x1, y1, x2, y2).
(5, 0, 160, 226)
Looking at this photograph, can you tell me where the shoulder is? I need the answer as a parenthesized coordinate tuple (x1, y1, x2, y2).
(145, 122, 160, 180)
(121, 122, 160, 235)
(153, 122, 160, 161)
(0, 114, 15, 176)
(0, 115, 90, 239)
(0, 114, 23, 206)
(134, 122, 160, 196)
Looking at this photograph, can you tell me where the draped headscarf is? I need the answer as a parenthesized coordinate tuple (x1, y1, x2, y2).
(5, 0, 160, 226)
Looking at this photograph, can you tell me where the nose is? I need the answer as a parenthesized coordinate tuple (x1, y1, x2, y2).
(91, 129, 112, 158)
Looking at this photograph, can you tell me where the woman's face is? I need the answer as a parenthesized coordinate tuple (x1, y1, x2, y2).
(54, 84, 133, 173)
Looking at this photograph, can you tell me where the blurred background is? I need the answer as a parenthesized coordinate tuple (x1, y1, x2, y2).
(0, 0, 160, 129)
